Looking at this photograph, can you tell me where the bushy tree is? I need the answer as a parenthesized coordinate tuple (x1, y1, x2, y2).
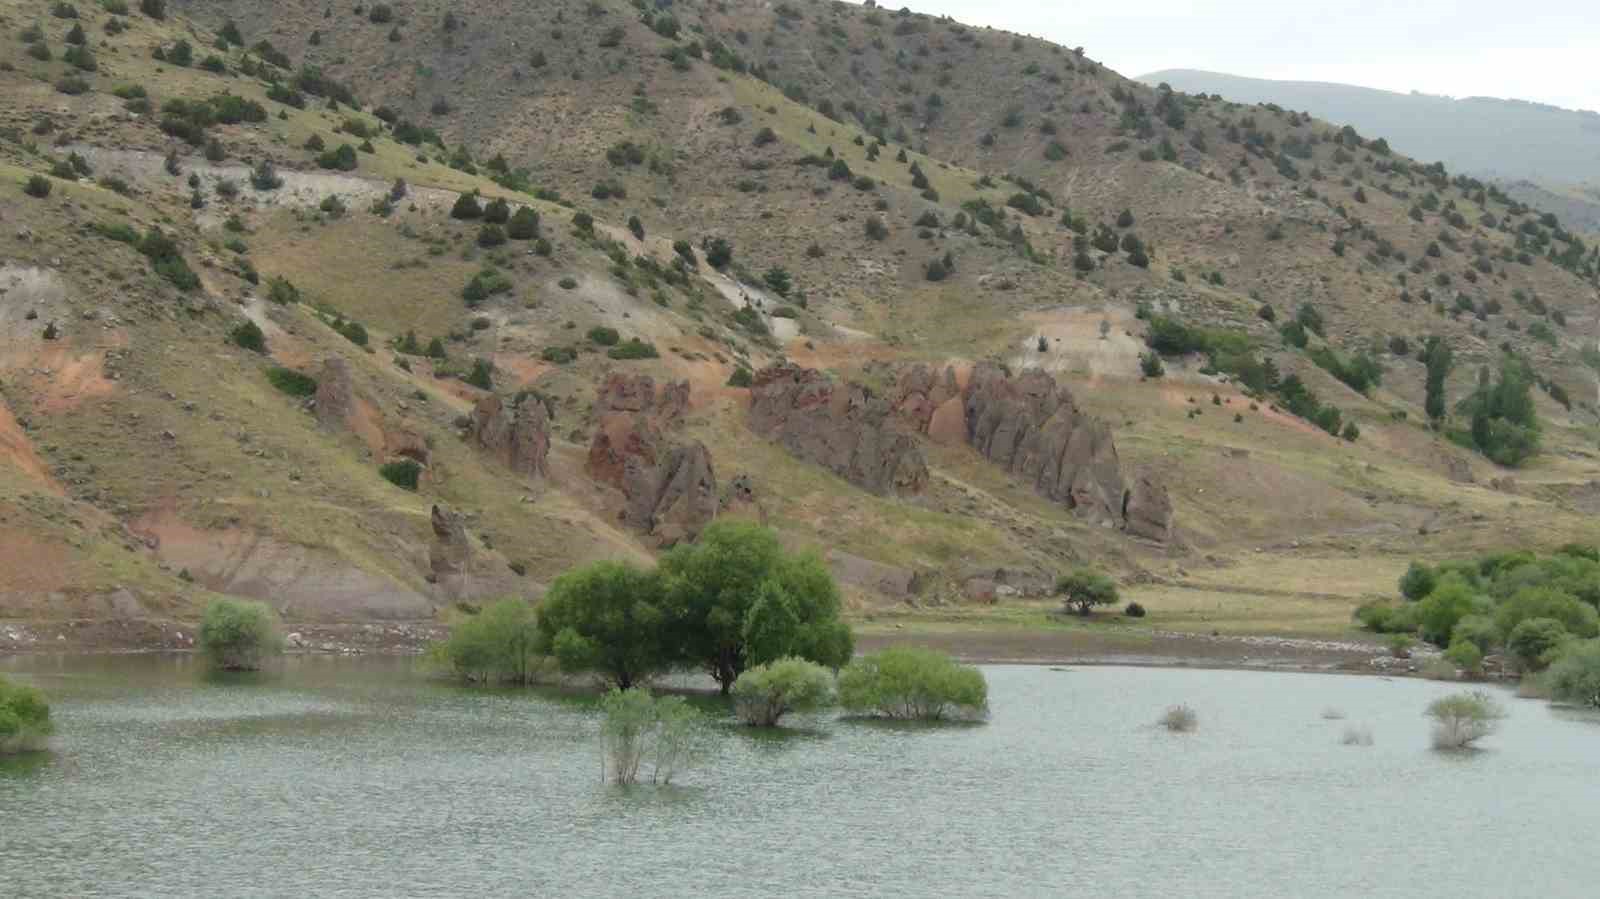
(1461, 358, 1540, 466)
(428, 599, 542, 684)
(1399, 562, 1437, 601)
(1506, 617, 1570, 671)
(731, 657, 835, 727)
(537, 561, 673, 688)
(660, 521, 853, 694)
(0, 675, 54, 754)
(1547, 639, 1600, 709)
(1055, 568, 1119, 616)
(1414, 573, 1483, 647)
(199, 598, 283, 671)
(1496, 587, 1598, 645)
(450, 192, 484, 220)
(507, 206, 540, 239)
(230, 320, 266, 353)
(837, 647, 987, 721)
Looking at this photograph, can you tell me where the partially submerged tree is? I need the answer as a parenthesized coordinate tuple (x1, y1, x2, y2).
(428, 598, 542, 684)
(599, 688, 706, 785)
(731, 657, 835, 727)
(537, 561, 672, 688)
(1425, 690, 1505, 749)
(660, 521, 852, 694)
(199, 598, 283, 671)
(837, 647, 987, 721)
(0, 675, 53, 754)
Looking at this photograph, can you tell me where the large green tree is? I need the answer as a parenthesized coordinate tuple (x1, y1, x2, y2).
(536, 561, 672, 688)
(659, 521, 853, 694)
(1055, 568, 1120, 616)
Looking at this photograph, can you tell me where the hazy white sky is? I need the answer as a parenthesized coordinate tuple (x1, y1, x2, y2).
(871, 1, 1600, 112)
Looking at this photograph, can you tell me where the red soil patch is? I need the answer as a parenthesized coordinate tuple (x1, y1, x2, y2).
(4, 342, 121, 413)
(0, 401, 60, 492)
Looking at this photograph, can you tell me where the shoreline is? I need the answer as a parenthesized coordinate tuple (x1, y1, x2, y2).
(1, 616, 1431, 679)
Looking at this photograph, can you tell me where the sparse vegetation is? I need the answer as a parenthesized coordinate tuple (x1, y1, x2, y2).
(1426, 690, 1504, 750)
(1160, 704, 1198, 732)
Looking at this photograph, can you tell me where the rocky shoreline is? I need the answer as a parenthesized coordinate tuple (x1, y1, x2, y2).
(1, 616, 1463, 679)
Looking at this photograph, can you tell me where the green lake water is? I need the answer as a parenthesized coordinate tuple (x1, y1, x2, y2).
(3, 654, 1598, 897)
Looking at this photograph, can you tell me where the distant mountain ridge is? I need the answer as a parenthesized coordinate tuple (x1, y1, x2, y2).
(1137, 69, 1600, 185)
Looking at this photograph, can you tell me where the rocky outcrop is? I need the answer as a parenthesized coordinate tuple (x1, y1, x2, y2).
(587, 374, 716, 546)
(622, 441, 718, 547)
(894, 362, 1176, 541)
(313, 357, 355, 429)
(471, 394, 551, 478)
(428, 504, 472, 594)
(596, 372, 689, 424)
(748, 363, 929, 495)
(1123, 473, 1175, 543)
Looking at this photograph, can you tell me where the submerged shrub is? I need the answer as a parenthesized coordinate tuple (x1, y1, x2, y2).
(731, 657, 835, 727)
(600, 688, 706, 786)
(0, 675, 54, 754)
(837, 647, 987, 721)
(426, 599, 543, 684)
(199, 598, 283, 671)
(1160, 703, 1198, 732)
(1340, 724, 1374, 746)
(1426, 690, 1504, 749)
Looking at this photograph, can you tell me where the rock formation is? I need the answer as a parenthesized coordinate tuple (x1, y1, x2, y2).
(622, 441, 718, 546)
(428, 504, 472, 593)
(586, 374, 715, 546)
(470, 394, 551, 478)
(313, 357, 355, 429)
(894, 362, 1176, 541)
(747, 362, 929, 495)
(1123, 472, 1175, 543)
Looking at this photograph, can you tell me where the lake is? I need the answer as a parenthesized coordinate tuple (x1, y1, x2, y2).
(3, 654, 1598, 897)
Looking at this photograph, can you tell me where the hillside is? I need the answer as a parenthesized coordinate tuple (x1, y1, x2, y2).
(1139, 68, 1600, 233)
(1, 0, 1598, 650)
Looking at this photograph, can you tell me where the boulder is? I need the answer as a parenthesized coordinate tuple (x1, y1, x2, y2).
(471, 394, 550, 478)
(748, 362, 929, 495)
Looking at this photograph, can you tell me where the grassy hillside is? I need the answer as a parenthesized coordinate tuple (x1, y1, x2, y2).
(0, 0, 1596, 647)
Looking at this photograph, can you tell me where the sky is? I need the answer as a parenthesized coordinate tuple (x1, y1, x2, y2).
(868, 0, 1600, 112)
